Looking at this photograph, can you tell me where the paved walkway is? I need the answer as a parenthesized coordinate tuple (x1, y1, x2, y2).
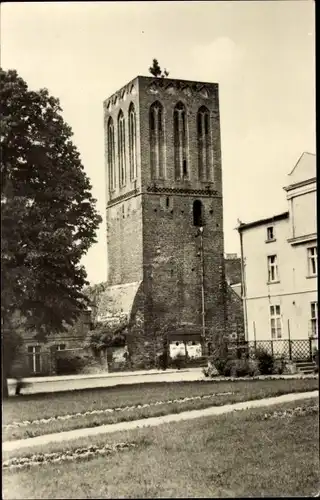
(7, 369, 317, 396)
(7, 368, 204, 395)
(3, 390, 318, 453)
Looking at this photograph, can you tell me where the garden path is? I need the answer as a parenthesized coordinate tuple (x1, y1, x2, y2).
(3, 390, 318, 453)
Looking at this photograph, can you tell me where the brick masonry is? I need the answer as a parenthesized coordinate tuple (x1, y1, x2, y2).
(224, 256, 245, 341)
(10, 312, 92, 377)
(103, 76, 229, 366)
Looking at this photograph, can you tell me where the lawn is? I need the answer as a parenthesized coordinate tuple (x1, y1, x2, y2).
(3, 398, 319, 499)
(3, 378, 318, 441)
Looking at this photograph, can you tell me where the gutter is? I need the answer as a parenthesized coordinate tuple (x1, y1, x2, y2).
(237, 222, 249, 341)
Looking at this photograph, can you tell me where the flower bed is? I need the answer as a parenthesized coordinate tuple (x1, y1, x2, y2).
(4, 391, 234, 429)
(3, 441, 137, 471)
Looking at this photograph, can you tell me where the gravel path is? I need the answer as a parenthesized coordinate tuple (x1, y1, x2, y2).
(3, 390, 318, 453)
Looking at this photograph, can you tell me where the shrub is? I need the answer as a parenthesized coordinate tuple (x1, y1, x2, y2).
(169, 353, 187, 370)
(222, 358, 255, 378)
(55, 351, 92, 375)
(255, 349, 274, 375)
(211, 353, 234, 376)
(202, 362, 219, 378)
(313, 349, 319, 373)
(156, 351, 168, 370)
(273, 358, 286, 375)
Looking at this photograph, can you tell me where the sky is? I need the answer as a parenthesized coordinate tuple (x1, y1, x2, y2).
(2, 1, 315, 284)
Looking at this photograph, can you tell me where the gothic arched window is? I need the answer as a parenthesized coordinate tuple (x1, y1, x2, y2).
(149, 101, 164, 179)
(197, 106, 212, 181)
(107, 117, 115, 191)
(174, 102, 188, 180)
(193, 200, 203, 227)
(118, 110, 126, 187)
(128, 103, 137, 181)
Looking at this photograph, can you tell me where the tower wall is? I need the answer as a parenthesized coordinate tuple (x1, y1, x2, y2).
(103, 76, 226, 364)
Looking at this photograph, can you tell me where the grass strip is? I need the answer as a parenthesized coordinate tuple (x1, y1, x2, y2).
(3, 378, 318, 441)
(3, 398, 319, 499)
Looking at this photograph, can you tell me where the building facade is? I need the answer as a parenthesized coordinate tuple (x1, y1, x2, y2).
(9, 311, 92, 377)
(101, 76, 226, 365)
(238, 153, 317, 354)
(224, 254, 244, 343)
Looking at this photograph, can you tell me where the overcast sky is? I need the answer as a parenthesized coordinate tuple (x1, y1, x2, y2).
(2, 1, 315, 284)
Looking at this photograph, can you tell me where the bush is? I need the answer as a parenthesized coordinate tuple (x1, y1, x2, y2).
(273, 358, 285, 375)
(313, 349, 319, 373)
(211, 353, 234, 376)
(202, 362, 219, 378)
(156, 351, 168, 370)
(223, 358, 256, 378)
(55, 351, 92, 375)
(169, 353, 187, 370)
(255, 349, 274, 375)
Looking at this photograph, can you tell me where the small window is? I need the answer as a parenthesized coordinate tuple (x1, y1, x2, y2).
(183, 159, 187, 177)
(310, 302, 318, 337)
(267, 226, 274, 241)
(166, 197, 170, 208)
(270, 305, 282, 339)
(307, 246, 317, 276)
(57, 344, 66, 351)
(175, 341, 179, 346)
(267, 255, 279, 282)
(193, 200, 203, 227)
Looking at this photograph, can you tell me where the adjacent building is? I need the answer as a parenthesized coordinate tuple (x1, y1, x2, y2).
(238, 152, 317, 355)
(9, 310, 92, 377)
(224, 253, 244, 342)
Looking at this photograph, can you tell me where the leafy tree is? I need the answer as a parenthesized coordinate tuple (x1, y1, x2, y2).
(83, 281, 108, 323)
(148, 59, 170, 78)
(1, 68, 102, 396)
(86, 321, 127, 359)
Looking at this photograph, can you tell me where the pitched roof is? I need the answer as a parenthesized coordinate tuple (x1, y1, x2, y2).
(96, 281, 142, 323)
(286, 152, 316, 186)
(237, 212, 289, 232)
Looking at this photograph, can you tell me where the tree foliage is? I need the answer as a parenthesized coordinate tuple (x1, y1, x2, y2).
(1, 68, 102, 392)
(86, 321, 127, 358)
(148, 59, 169, 78)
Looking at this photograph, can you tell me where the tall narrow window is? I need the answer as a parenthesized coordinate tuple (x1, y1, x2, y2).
(310, 302, 318, 337)
(149, 101, 164, 179)
(118, 110, 126, 187)
(174, 102, 188, 179)
(197, 106, 212, 181)
(107, 117, 115, 191)
(27, 346, 41, 374)
(193, 200, 203, 227)
(270, 305, 282, 339)
(267, 255, 279, 282)
(128, 103, 137, 181)
(307, 246, 317, 276)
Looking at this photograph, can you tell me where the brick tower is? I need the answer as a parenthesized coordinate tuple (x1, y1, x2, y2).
(103, 76, 226, 366)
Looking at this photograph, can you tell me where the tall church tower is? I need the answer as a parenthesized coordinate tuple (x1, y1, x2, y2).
(103, 76, 226, 364)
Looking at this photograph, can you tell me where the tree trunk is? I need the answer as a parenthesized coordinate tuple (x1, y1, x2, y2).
(2, 368, 9, 398)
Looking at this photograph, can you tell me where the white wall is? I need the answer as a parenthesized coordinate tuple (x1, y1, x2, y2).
(246, 290, 317, 341)
(242, 185, 317, 343)
(291, 190, 317, 238)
